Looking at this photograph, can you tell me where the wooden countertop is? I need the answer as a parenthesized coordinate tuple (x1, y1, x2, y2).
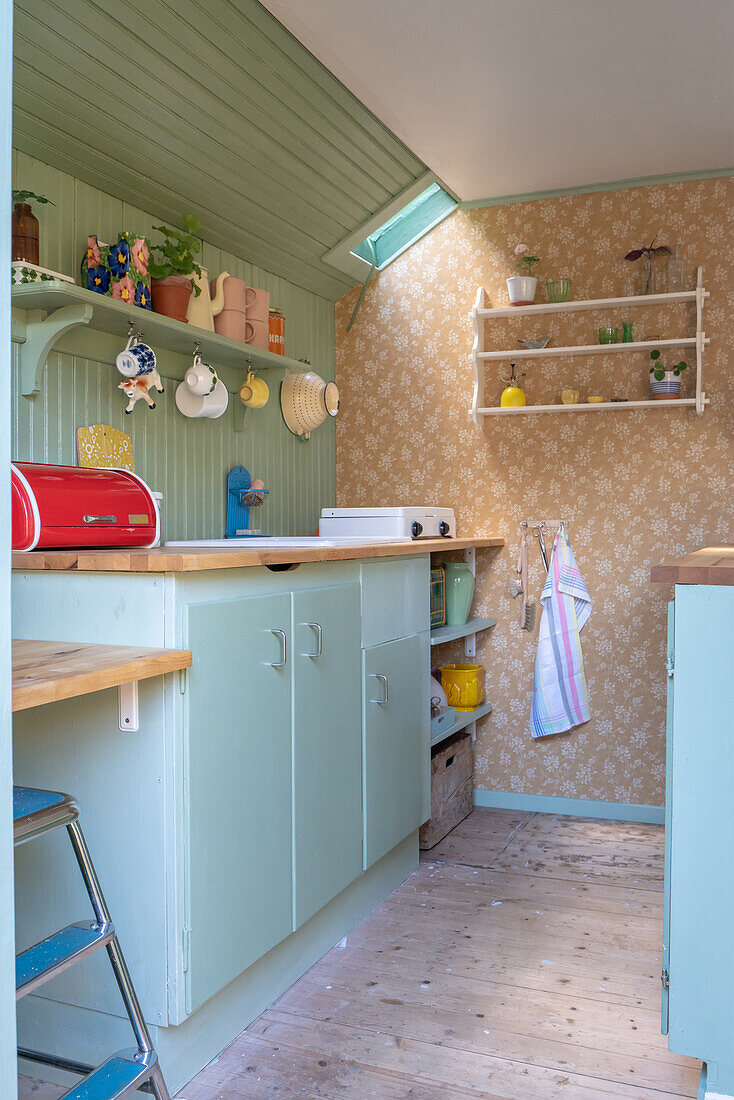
(12, 639, 193, 711)
(12, 536, 504, 574)
(651, 547, 734, 586)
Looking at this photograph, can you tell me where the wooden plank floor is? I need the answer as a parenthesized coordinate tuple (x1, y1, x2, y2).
(173, 809, 701, 1099)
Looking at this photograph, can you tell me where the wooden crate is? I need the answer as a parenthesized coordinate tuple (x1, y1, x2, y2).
(419, 730, 473, 849)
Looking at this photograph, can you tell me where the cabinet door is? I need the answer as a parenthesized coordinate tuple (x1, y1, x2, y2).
(662, 599, 674, 1036)
(293, 583, 363, 927)
(363, 632, 430, 869)
(186, 593, 292, 1013)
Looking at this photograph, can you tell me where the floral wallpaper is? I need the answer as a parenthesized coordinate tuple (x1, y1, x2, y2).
(335, 177, 734, 806)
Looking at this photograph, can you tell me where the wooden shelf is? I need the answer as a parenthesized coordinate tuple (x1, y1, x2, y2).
(478, 337, 699, 362)
(11, 281, 300, 396)
(475, 288, 702, 319)
(478, 398, 709, 416)
(12, 639, 192, 711)
(431, 701, 493, 748)
(430, 617, 496, 645)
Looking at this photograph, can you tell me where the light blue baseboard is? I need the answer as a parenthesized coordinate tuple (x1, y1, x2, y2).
(473, 788, 665, 825)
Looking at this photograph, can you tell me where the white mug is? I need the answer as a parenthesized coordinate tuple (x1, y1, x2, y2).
(185, 353, 218, 396)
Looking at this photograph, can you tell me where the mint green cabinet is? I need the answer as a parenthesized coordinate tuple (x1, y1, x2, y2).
(185, 593, 293, 1013)
(293, 583, 363, 927)
(363, 632, 430, 868)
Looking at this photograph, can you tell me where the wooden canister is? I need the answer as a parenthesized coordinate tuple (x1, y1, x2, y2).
(268, 307, 285, 355)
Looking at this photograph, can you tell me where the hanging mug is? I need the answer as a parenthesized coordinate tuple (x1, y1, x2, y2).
(239, 371, 269, 409)
(185, 353, 218, 396)
(116, 333, 157, 378)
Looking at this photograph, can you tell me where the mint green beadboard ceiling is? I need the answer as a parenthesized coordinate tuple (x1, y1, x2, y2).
(12, 0, 429, 300)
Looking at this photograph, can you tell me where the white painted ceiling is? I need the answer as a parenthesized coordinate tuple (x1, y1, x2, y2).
(261, 0, 734, 201)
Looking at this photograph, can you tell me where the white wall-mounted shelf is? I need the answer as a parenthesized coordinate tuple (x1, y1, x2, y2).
(478, 398, 710, 416)
(11, 281, 297, 396)
(470, 267, 709, 421)
(477, 337, 700, 362)
(430, 616, 496, 646)
(475, 288, 702, 319)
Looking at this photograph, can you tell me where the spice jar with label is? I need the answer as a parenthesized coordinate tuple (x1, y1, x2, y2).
(268, 307, 285, 356)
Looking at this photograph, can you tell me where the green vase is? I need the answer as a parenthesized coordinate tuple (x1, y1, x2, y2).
(444, 562, 475, 625)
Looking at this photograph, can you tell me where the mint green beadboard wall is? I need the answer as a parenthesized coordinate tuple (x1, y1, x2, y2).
(11, 150, 336, 540)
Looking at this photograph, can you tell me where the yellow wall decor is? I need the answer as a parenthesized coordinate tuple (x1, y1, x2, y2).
(335, 177, 734, 806)
(76, 424, 134, 471)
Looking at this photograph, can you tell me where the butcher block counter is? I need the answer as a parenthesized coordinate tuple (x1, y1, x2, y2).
(651, 546, 734, 586)
(12, 535, 503, 573)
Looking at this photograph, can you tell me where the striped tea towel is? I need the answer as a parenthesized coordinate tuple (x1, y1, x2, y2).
(530, 527, 591, 738)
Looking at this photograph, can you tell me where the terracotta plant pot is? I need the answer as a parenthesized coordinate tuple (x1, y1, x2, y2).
(151, 276, 193, 323)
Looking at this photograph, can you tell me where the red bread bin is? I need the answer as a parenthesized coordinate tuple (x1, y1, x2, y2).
(12, 462, 159, 551)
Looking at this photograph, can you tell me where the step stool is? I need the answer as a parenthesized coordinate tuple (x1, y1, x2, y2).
(14, 785, 170, 1100)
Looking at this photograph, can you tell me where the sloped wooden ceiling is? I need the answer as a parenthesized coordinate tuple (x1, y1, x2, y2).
(12, 0, 428, 299)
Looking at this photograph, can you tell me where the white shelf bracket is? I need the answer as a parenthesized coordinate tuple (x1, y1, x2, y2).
(464, 547, 477, 657)
(19, 303, 94, 396)
(695, 267, 706, 416)
(470, 288, 485, 427)
(118, 681, 139, 732)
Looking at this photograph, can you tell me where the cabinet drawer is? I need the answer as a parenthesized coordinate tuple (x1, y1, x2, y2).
(361, 557, 429, 648)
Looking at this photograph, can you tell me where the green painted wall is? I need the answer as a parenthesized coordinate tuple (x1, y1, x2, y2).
(12, 150, 336, 541)
(1, 3, 17, 1096)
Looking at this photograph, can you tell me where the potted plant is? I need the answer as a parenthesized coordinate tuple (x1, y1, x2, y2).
(507, 244, 540, 305)
(148, 214, 203, 323)
(625, 235, 671, 295)
(649, 349, 687, 399)
(12, 189, 54, 265)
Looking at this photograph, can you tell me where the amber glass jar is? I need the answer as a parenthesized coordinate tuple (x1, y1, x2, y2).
(12, 203, 40, 264)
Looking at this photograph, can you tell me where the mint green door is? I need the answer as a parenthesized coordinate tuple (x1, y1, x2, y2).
(662, 599, 674, 1035)
(293, 583, 363, 927)
(186, 593, 292, 1012)
(363, 633, 429, 869)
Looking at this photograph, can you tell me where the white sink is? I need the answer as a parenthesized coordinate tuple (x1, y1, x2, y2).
(164, 536, 413, 548)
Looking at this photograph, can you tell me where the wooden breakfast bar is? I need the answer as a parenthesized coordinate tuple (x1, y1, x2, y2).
(12, 640, 192, 711)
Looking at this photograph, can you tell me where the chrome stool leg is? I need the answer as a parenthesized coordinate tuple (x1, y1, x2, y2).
(14, 786, 170, 1099)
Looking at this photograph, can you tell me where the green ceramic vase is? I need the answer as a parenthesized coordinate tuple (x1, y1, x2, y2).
(444, 562, 475, 625)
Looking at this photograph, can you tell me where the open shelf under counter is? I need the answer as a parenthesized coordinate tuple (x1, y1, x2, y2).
(431, 701, 493, 749)
(11, 281, 300, 396)
(430, 616, 496, 646)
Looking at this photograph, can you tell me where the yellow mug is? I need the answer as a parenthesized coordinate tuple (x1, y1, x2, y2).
(239, 371, 269, 409)
(439, 663, 485, 712)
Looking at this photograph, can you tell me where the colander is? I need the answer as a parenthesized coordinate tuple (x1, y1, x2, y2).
(280, 371, 340, 439)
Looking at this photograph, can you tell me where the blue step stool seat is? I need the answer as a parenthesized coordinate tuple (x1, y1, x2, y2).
(14, 785, 169, 1100)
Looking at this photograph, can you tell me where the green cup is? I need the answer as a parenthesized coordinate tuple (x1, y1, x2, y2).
(598, 326, 619, 344)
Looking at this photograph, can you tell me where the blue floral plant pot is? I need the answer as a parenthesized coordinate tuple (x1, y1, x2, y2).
(81, 232, 152, 309)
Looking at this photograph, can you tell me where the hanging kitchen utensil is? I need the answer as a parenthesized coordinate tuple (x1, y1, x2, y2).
(280, 371, 339, 440)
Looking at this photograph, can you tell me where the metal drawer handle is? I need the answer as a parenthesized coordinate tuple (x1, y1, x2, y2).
(370, 673, 389, 704)
(270, 629, 287, 669)
(303, 622, 322, 658)
(83, 514, 117, 524)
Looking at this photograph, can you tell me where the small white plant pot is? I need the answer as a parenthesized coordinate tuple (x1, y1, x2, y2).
(507, 275, 537, 305)
(650, 371, 682, 399)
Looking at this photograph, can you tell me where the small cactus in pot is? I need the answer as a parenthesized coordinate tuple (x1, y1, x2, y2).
(649, 349, 687, 399)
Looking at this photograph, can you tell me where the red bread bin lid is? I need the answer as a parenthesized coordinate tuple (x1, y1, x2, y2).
(12, 462, 159, 551)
